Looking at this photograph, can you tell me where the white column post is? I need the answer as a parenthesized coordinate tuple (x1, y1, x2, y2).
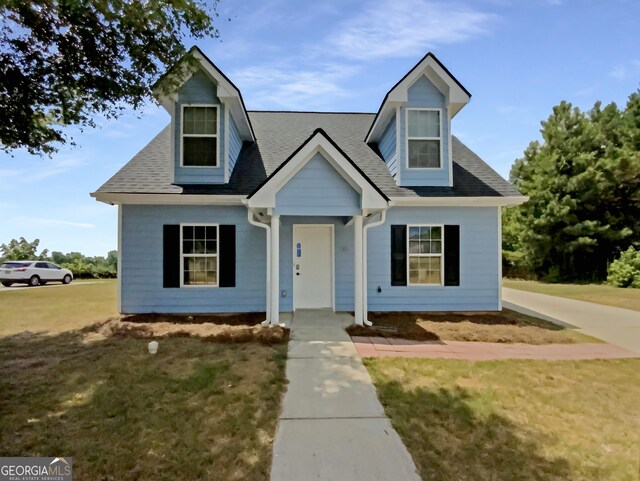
(270, 215, 280, 325)
(354, 215, 364, 325)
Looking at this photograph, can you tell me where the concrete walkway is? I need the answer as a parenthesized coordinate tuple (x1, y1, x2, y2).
(270, 310, 420, 481)
(503, 287, 640, 354)
(352, 337, 638, 360)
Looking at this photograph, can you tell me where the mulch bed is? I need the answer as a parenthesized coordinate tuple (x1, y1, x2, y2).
(83, 314, 289, 345)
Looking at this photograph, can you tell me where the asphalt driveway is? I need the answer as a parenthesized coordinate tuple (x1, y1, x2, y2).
(503, 287, 640, 354)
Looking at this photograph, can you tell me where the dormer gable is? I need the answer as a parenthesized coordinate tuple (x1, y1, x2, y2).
(367, 53, 470, 188)
(154, 47, 254, 185)
(366, 52, 470, 144)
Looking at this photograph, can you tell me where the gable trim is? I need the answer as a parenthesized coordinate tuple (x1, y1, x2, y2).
(366, 52, 471, 144)
(154, 46, 255, 142)
(247, 129, 389, 210)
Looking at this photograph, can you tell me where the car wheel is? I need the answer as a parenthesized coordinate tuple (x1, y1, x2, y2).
(1, 282, 12, 287)
(29, 275, 40, 287)
(63, 275, 72, 285)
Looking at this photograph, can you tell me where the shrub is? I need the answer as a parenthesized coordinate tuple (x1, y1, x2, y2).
(607, 246, 640, 288)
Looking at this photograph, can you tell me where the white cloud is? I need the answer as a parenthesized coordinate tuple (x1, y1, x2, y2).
(328, 0, 497, 60)
(610, 60, 640, 80)
(231, 63, 359, 110)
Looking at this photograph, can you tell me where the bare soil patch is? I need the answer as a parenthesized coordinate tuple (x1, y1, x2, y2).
(83, 315, 289, 345)
(347, 309, 597, 344)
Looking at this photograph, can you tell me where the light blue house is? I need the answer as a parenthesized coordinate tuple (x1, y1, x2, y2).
(92, 47, 526, 325)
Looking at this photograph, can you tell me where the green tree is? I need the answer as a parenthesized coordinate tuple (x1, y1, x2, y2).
(0, 238, 49, 261)
(1, 0, 220, 154)
(505, 91, 640, 281)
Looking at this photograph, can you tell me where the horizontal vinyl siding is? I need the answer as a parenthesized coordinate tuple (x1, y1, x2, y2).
(121, 205, 266, 313)
(227, 114, 242, 179)
(279, 216, 355, 311)
(379, 114, 398, 179)
(367, 206, 500, 311)
(275, 153, 361, 216)
(174, 70, 226, 184)
(399, 75, 451, 187)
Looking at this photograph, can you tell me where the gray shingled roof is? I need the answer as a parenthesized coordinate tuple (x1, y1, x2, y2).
(95, 111, 521, 198)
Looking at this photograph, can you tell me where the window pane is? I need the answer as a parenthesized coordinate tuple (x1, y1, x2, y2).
(183, 107, 196, 134)
(205, 107, 217, 134)
(195, 226, 206, 240)
(431, 240, 442, 254)
(409, 139, 440, 168)
(184, 255, 217, 285)
(183, 240, 194, 254)
(409, 240, 421, 254)
(183, 137, 217, 166)
(409, 269, 420, 284)
(193, 240, 206, 254)
(205, 240, 217, 254)
(205, 226, 218, 241)
(182, 225, 194, 240)
(408, 110, 439, 138)
(408, 255, 442, 285)
(183, 107, 217, 135)
(431, 227, 442, 240)
(205, 270, 217, 284)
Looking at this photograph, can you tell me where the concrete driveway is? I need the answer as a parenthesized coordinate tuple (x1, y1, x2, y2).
(503, 287, 640, 354)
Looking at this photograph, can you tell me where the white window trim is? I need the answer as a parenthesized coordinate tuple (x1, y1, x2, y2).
(405, 108, 444, 170)
(406, 224, 445, 286)
(179, 223, 220, 288)
(180, 104, 221, 168)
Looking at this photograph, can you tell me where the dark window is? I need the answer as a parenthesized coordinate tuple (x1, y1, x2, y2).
(182, 225, 218, 286)
(1, 262, 31, 269)
(35, 262, 49, 268)
(408, 109, 441, 168)
(182, 106, 218, 167)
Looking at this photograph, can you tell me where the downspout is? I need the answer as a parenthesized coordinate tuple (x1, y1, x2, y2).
(362, 210, 387, 326)
(246, 207, 271, 325)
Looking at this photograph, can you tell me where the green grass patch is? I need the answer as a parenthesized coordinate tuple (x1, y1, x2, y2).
(0, 280, 118, 336)
(0, 332, 287, 480)
(504, 279, 640, 312)
(365, 357, 640, 481)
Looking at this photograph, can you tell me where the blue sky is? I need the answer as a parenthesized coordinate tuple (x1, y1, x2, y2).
(1, 0, 638, 256)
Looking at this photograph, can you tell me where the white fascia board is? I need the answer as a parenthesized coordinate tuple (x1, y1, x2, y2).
(91, 192, 246, 206)
(367, 56, 470, 143)
(154, 50, 255, 141)
(388, 196, 528, 207)
(191, 50, 255, 142)
(247, 133, 387, 210)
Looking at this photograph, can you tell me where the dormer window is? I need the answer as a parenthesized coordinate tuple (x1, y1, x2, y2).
(407, 108, 441, 168)
(181, 105, 219, 167)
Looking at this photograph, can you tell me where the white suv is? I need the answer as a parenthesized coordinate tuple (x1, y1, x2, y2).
(0, 261, 74, 287)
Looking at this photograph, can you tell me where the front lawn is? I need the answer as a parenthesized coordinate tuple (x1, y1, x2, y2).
(348, 309, 597, 344)
(504, 279, 640, 312)
(365, 357, 640, 481)
(0, 280, 118, 336)
(0, 331, 287, 481)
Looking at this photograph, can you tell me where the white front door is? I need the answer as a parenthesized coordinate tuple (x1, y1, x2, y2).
(293, 225, 334, 310)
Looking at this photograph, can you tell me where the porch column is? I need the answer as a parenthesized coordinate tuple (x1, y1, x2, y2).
(354, 215, 364, 325)
(270, 215, 280, 325)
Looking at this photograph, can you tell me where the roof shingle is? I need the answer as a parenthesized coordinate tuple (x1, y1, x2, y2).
(95, 111, 521, 198)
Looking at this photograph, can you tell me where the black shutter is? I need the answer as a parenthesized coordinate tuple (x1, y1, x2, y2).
(390, 225, 407, 286)
(444, 225, 460, 286)
(219, 225, 236, 287)
(163, 225, 180, 288)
